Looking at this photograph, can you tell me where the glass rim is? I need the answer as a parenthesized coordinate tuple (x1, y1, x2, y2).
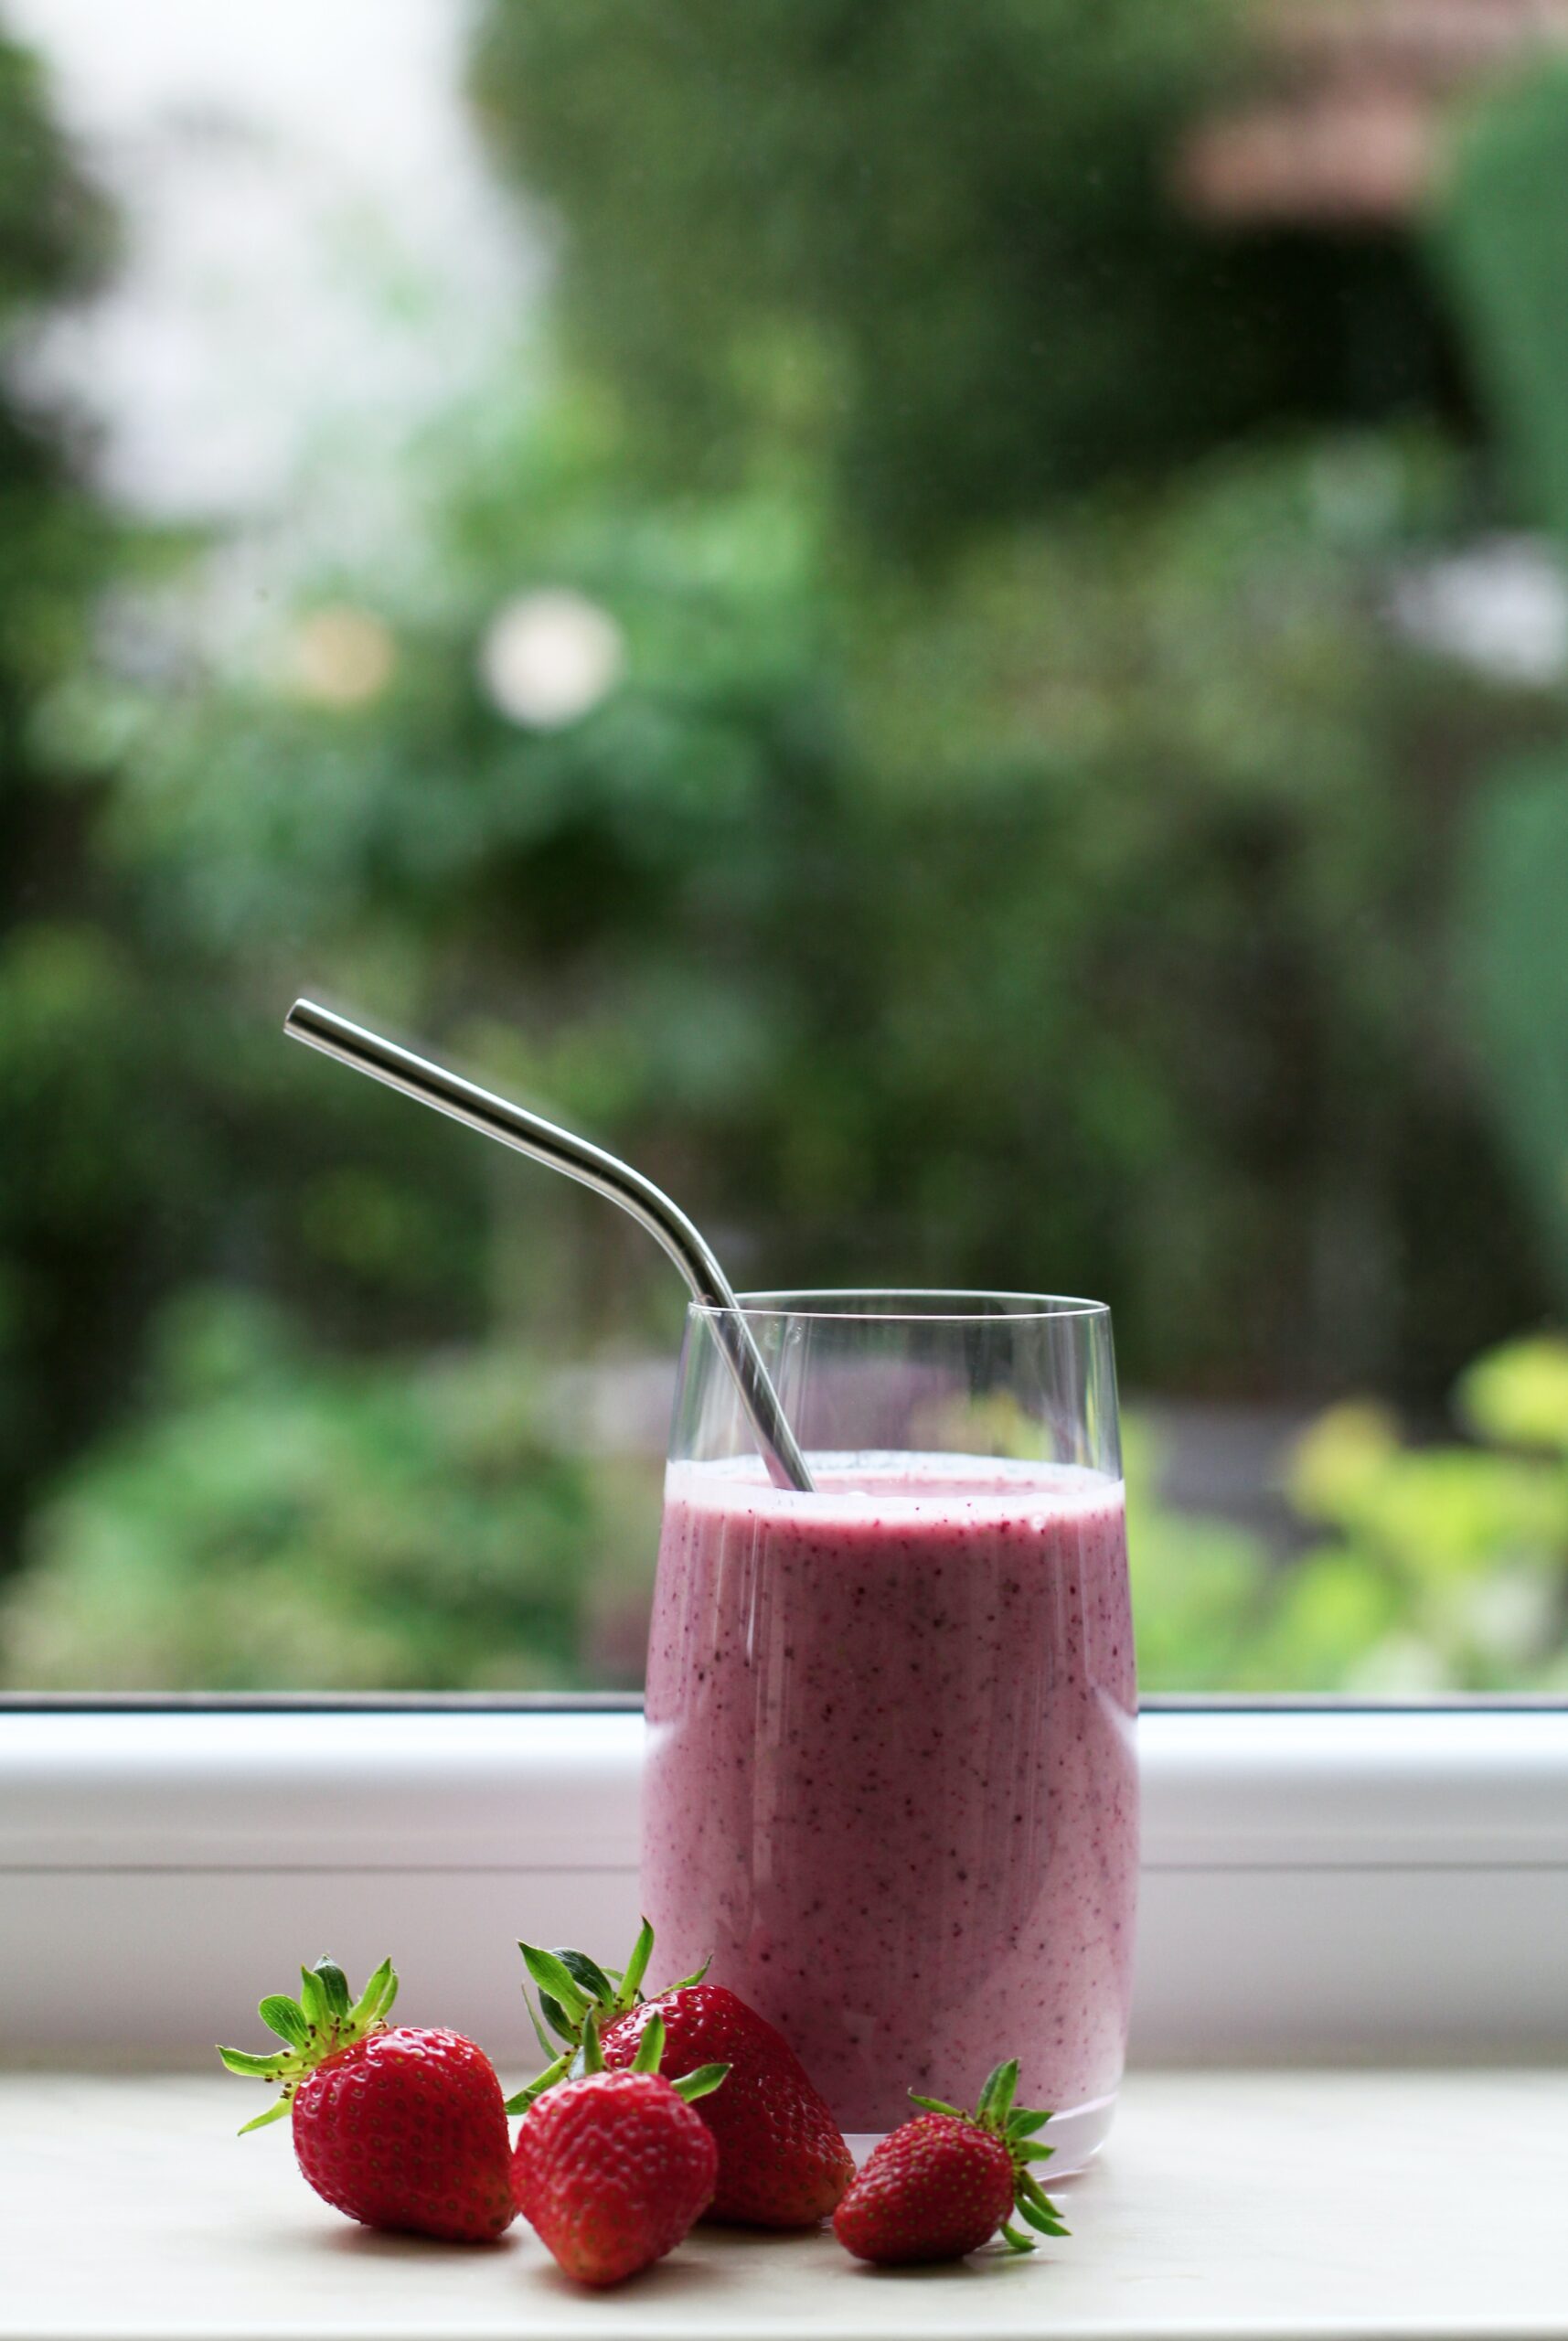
(689, 1287, 1111, 1325)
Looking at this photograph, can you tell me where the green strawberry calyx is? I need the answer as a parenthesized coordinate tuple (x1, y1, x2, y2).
(217, 1955, 399, 2135)
(504, 1920, 719, 2115)
(908, 2058, 1069, 2252)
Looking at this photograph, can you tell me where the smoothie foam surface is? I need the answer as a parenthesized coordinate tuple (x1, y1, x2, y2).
(663, 1450, 1125, 1524)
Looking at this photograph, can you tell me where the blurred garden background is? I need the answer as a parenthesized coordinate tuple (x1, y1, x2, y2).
(3, 0, 1568, 1694)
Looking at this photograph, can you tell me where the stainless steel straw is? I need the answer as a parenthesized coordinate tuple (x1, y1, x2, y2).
(284, 999, 815, 1493)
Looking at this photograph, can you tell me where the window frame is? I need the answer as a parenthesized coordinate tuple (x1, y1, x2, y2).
(4, 1697, 1563, 2068)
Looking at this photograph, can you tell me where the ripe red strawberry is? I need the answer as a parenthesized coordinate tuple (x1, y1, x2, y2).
(510, 1923, 855, 2227)
(832, 2058, 1069, 2264)
(603, 1983, 853, 2225)
(219, 1955, 514, 2243)
(513, 2010, 725, 2285)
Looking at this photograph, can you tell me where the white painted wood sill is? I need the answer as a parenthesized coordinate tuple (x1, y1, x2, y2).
(5, 2069, 1563, 2340)
(5, 1707, 1566, 2065)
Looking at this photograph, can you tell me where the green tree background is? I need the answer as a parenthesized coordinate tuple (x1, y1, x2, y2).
(3, 4, 1568, 1691)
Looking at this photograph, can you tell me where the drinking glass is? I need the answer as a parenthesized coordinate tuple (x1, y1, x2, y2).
(641, 1290, 1136, 2166)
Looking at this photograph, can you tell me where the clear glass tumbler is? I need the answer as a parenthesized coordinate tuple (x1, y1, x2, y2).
(641, 1290, 1136, 2167)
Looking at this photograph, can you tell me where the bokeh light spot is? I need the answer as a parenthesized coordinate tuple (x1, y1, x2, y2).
(477, 588, 624, 728)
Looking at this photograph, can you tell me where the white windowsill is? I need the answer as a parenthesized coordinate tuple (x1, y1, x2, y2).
(6, 1704, 1565, 1869)
(5, 2067, 1564, 2340)
(4, 1704, 1565, 2067)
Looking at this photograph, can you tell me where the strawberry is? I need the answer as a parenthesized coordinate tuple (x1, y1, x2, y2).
(219, 1954, 515, 2244)
(508, 1921, 855, 2228)
(513, 2009, 726, 2285)
(603, 1983, 854, 2226)
(832, 2058, 1069, 2263)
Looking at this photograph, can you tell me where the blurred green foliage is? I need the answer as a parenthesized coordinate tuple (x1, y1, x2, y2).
(1, 1289, 660, 1689)
(1455, 752, 1568, 1308)
(9, 1299, 1563, 1692)
(473, 0, 1452, 552)
(0, 26, 142, 1550)
(1133, 1330, 1568, 1694)
(1435, 64, 1568, 1318)
(58, 400, 1546, 1395)
(1435, 59, 1568, 554)
(1279, 1337, 1568, 1692)
(2, 7, 1568, 1691)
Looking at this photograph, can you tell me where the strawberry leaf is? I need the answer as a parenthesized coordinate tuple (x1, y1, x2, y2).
(554, 1947, 615, 2005)
(1006, 2108, 1052, 2138)
(1016, 2166, 1070, 2238)
(976, 2059, 1019, 2124)
(580, 2009, 605, 2076)
(538, 1990, 580, 2045)
(218, 2046, 289, 2079)
(347, 1957, 397, 2032)
(237, 2098, 293, 2136)
(258, 1996, 309, 2050)
(1016, 2193, 1068, 2239)
(998, 2220, 1036, 2254)
(518, 1942, 591, 2019)
(504, 2047, 573, 2115)
(311, 1959, 351, 2022)
(671, 2061, 729, 2104)
(618, 1918, 655, 2010)
(297, 1966, 327, 2033)
(522, 1991, 558, 2061)
(629, 2011, 666, 2074)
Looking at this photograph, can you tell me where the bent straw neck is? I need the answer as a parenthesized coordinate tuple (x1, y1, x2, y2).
(283, 999, 814, 1493)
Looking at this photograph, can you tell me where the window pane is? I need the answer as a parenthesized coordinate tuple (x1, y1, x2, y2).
(3, 0, 1567, 1695)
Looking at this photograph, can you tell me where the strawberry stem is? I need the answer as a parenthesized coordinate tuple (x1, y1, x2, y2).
(504, 1935, 731, 2115)
(510, 1919, 718, 2106)
(218, 1955, 398, 2135)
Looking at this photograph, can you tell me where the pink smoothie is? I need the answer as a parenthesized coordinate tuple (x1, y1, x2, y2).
(641, 1453, 1137, 2146)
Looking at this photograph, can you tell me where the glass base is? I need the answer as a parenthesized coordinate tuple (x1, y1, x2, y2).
(845, 2087, 1119, 2176)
